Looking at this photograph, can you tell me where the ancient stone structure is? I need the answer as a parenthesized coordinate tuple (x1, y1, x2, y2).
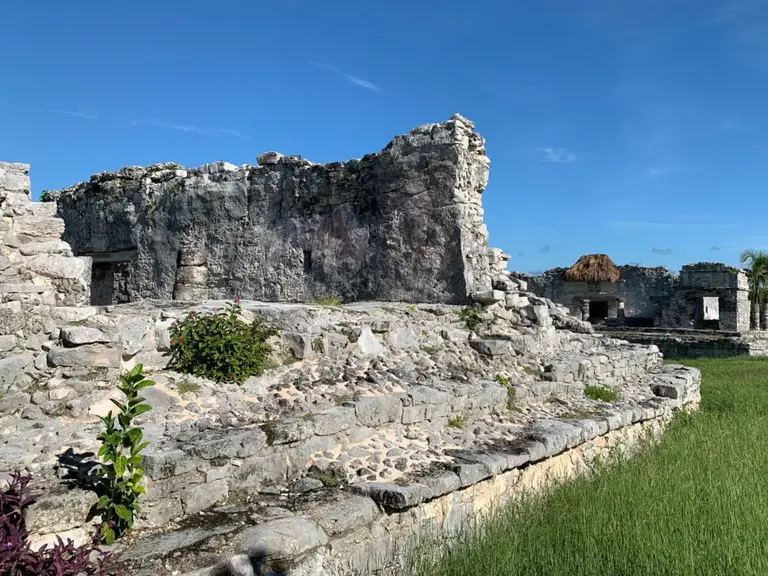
(1, 120, 702, 576)
(524, 256, 750, 332)
(48, 115, 492, 306)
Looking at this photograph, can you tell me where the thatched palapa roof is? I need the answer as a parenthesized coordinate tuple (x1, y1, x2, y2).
(563, 254, 620, 283)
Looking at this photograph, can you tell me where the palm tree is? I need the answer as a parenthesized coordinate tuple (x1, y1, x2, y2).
(740, 249, 768, 329)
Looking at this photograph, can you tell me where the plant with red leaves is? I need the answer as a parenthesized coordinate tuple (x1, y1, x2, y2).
(0, 471, 117, 575)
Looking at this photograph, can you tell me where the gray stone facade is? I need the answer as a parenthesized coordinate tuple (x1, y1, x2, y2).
(524, 262, 750, 332)
(48, 115, 492, 305)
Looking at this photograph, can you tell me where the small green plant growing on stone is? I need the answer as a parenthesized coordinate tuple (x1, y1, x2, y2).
(40, 190, 54, 202)
(167, 180, 183, 194)
(584, 385, 618, 402)
(421, 344, 438, 353)
(313, 295, 343, 306)
(458, 307, 482, 332)
(146, 198, 157, 213)
(176, 378, 201, 395)
(94, 364, 155, 544)
(494, 374, 510, 386)
(408, 304, 417, 312)
(312, 337, 325, 354)
(169, 300, 280, 384)
(448, 415, 468, 429)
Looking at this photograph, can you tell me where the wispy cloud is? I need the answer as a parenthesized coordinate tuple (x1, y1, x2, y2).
(540, 244, 552, 254)
(711, 245, 721, 252)
(50, 109, 99, 120)
(517, 250, 525, 257)
(538, 147, 575, 163)
(139, 119, 247, 139)
(709, 0, 768, 72)
(309, 61, 381, 92)
(651, 247, 672, 255)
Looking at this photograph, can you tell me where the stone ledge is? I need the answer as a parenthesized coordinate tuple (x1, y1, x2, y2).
(117, 387, 695, 576)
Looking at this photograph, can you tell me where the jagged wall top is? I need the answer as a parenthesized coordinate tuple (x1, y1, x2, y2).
(51, 114, 493, 304)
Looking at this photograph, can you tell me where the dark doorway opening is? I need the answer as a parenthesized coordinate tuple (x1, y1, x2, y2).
(90, 263, 114, 305)
(589, 300, 609, 322)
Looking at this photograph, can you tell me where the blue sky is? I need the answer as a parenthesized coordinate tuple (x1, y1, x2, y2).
(2, 0, 767, 274)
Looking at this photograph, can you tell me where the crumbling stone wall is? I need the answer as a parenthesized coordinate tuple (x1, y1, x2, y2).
(0, 162, 92, 396)
(658, 263, 750, 332)
(50, 115, 492, 305)
(617, 265, 675, 320)
(524, 263, 747, 330)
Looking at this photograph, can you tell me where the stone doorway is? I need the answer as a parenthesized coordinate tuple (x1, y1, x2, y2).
(589, 300, 609, 322)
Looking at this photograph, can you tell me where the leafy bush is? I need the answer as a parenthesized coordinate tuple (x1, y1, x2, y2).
(169, 301, 280, 384)
(0, 472, 114, 575)
(94, 364, 154, 544)
(458, 307, 482, 332)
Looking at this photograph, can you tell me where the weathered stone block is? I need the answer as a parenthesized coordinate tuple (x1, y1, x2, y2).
(0, 354, 34, 394)
(232, 517, 328, 559)
(263, 417, 314, 445)
(469, 339, 514, 357)
(470, 290, 504, 304)
(48, 345, 120, 368)
(303, 492, 379, 537)
(355, 395, 403, 426)
(24, 489, 95, 535)
(60, 325, 110, 346)
(313, 407, 356, 436)
(181, 479, 229, 514)
(190, 428, 267, 459)
(353, 482, 429, 510)
(143, 449, 198, 480)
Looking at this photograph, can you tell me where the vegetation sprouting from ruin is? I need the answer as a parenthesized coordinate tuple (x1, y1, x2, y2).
(94, 364, 155, 544)
(0, 473, 115, 575)
(169, 300, 280, 384)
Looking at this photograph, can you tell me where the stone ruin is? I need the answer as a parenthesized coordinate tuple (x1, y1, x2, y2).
(0, 116, 700, 576)
(523, 256, 759, 358)
(47, 115, 492, 306)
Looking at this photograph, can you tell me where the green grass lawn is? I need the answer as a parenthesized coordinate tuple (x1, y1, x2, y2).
(406, 357, 768, 576)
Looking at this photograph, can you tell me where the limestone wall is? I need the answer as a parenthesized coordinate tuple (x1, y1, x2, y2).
(48, 115, 492, 306)
(658, 263, 750, 331)
(0, 162, 92, 397)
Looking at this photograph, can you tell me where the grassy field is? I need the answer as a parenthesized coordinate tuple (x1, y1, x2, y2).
(406, 357, 768, 576)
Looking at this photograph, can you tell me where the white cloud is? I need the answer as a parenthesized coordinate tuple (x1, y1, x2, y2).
(538, 147, 575, 163)
(308, 61, 381, 92)
(139, 119, 247, 139)
(50, 109, 99, 120)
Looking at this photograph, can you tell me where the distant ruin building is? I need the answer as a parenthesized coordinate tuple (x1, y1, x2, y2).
(522, 254, 750, 332)
(48, 115, 493, 305)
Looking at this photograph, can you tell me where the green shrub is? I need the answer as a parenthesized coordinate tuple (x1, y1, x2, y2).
(94, 364, 155, 544)
(494, 374, 510, 386)
(312, 337, 325, 354)
(169, 301, 280, 384)
(458, 307, 482, 331)
(448, 415, 468, 429)
(584, 385, 618, 402)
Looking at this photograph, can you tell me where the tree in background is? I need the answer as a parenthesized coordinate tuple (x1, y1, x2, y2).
(740, 249, 768, 329)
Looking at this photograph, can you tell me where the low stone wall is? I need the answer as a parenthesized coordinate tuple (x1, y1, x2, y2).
(596, 326, 768, 358)
(114, 370, 698, 576)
